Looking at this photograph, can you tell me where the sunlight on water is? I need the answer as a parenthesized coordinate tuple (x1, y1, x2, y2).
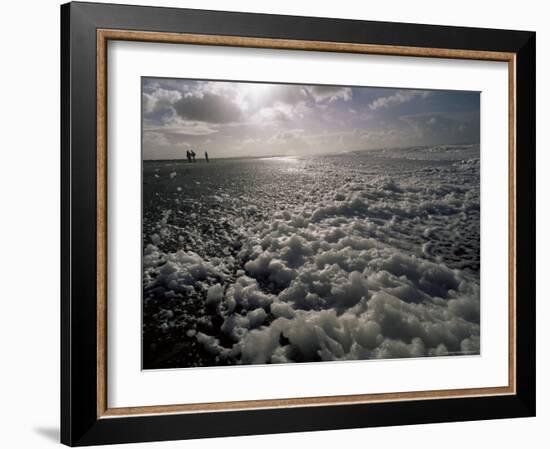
(258, 156, 300, 163)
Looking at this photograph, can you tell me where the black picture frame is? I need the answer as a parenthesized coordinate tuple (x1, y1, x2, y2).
(61, 1, 536, 446)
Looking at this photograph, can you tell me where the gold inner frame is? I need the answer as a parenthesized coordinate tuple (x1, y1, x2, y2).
(96, 29, 517, 419)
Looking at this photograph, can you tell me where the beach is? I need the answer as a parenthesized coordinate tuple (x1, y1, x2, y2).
(142, 144, 480, 369)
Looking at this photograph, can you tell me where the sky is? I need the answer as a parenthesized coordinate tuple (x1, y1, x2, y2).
(142, 77, 480, 160)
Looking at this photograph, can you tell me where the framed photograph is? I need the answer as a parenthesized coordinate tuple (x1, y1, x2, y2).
(61, 1, 536, 446)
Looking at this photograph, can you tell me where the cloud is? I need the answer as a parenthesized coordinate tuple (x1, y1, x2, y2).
(143, 88, 182, 113)
(165, 122, 220, 136)
(306, 85, 352, 103)
(267, 129, 308, 147)
(145, 106, 221, 136)
(146, 121, 219, 136)
(399, 112, 476, 140)
(142, 78, 479, 159)
(251, 104, 295, 124)
(143, 131, 171, 147)
(173, 92, 243, 124)
(268, 85, 309, 106)
(143, 80, 245, 125)
(143, 131, 193, 154)
(369, 90, 430, 110)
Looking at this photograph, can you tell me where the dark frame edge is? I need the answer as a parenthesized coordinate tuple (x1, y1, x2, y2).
(60, 2, 72, 446)
(62, 2, 102, 446)
(514, 31, 536, 417)
(74, 395, 534, 446)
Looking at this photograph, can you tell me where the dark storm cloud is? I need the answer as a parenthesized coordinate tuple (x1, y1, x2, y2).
(172, 92, 243, 124)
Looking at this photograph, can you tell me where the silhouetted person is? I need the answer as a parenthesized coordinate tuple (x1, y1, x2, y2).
(205, 151, 209, 162)
(186, 150, 192, 163)
(191, 150, 196, 162)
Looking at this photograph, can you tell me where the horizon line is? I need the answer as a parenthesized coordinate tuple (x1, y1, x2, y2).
(142, 141, 480, 162)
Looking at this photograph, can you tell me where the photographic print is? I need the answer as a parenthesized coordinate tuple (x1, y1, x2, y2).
(62, 6, 535, 443)
(142, 77, 481, 369)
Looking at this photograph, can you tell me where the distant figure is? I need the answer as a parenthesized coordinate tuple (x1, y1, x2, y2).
(191, 150, 196, 163)
(205, 151, 209, 162)
(186, 150, 192, 163)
